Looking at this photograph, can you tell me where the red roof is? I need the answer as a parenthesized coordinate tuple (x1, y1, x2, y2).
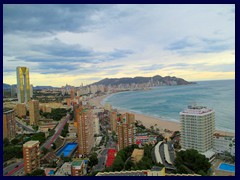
(106, 149, 116, 167)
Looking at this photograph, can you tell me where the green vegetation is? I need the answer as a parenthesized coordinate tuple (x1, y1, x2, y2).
(51, 142, 57, 150)
(26, 169, 46, 176)
(105, 144, 162, 172)
(174, 149, 211, 175)
(42, 147, 49, 155)
(29, 132, 46, 144)
(61, 123, 69, 137)
(11, 138, 21, 145)
(3, 146, 23, 162)
(48, 129, 56, 138)
(3, 138, 10, 146)
(89, 153, 98, 167)
(32, 125, 39, 131)
(41, 108, 68, 121)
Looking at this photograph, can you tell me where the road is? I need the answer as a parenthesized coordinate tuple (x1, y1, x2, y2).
(41, 114, 70, 150)
(4, 163, 24, 176)
(15, 119, 35, 132)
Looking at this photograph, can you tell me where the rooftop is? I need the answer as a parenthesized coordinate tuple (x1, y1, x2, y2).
(23, 140, 40, 147)
(72, 160, 83, 167)
(180, 105, 214, 115)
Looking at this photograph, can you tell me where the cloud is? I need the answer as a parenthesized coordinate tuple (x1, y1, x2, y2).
(3, 4, 235, 86)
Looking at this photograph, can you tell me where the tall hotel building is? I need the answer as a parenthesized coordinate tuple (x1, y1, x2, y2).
(3, 109, 16, 140)
(117, 113, 136, 150)
(29, 100, 40, 125)
(23, 141, 40, 174)
(180, 105, 215, 153)
(77, 108, 94, 156)
(16, 66, 30, 103)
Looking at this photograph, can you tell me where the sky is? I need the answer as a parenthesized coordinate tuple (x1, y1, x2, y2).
(3, 4, 235, 87)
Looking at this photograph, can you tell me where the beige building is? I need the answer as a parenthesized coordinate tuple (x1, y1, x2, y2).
(23, 141, 40, 174)
(3, 109, 16, 140)
(29, 100, 40, 125)
(117, 113, 135, 150)
(77, 108, 94, 156)
(131, 149, 144, 163)
(16, 103, 27, 118)
(180, 105, 215, 153)
(16, 66, 30, 103)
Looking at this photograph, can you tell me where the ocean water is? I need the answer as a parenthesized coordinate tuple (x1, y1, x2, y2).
(102, 80, 235, 133)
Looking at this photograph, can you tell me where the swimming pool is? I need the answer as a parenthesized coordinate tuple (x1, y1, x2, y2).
(218, 163, 235, 172)
(57, 143, 77, 157)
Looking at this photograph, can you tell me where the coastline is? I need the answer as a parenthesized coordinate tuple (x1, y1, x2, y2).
(89, 94, 235, 137)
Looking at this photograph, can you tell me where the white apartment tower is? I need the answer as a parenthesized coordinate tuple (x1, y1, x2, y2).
(180, 105, 215, 153)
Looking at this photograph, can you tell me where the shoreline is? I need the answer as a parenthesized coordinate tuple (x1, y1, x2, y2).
(89, 94, 235, 137)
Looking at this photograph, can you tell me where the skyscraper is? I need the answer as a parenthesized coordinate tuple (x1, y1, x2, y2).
(16, 67, 30, 103)
(23, 141, 40, 174)
(180, 105, 215, 153)
(77, 108, 94, 156)
(3, 109, 16, 140)
(110, 111, 118, 133)
(117, 113, 135, 150)
(29, 100, 40, 125)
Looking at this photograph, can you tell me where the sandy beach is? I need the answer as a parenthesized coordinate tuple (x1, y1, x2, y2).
(90, 94, 235, 137)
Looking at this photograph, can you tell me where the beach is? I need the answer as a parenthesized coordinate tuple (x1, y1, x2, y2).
(89, 94, 235, 137)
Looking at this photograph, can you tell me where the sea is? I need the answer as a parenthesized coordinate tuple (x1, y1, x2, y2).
(102, 79, 235, 133)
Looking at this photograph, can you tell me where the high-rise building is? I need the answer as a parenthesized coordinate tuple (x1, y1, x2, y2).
(11, 84, 16, 98)
(70, 89, 75, 100)
(93, 115, 100, 135)
(180, 105, 215, 153)
(3, 109, 16, 140)
(29, 100, 40, 125)
(16, 66, 30, 103)
(110, 111, 118, 133)
(77, 108, 94, 156)
(117, 113, 135, 150)
(16, 103, 27, 118)
(23, 140, 40, 174)
(30, 84, 33, 98)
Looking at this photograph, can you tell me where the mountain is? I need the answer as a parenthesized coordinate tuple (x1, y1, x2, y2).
(90, 75, 196, 86)
(3, 83, 55, 90)
(33, 86, 54, 90)
(3, 83, 11, 90)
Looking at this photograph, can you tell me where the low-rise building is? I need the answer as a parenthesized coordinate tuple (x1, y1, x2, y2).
(71, 159, 86, 176)
(213, 134, 235, 156)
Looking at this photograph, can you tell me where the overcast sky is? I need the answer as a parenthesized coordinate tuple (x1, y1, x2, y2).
(3, 4, 235, 87)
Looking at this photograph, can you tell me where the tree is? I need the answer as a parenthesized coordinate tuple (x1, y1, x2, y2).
(51, 143, 56, 150)
(3, 138, 9, 146)
(11, 138, 20, 145)
(26, 169, 46, 176)
(174, 149, 211, 175)
(89, 153, 98, 167)
(42, 147, 49, 155)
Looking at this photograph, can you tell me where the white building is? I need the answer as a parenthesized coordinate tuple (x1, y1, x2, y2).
(180, 105, 215, 153)
(213, 135, 235, 156)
